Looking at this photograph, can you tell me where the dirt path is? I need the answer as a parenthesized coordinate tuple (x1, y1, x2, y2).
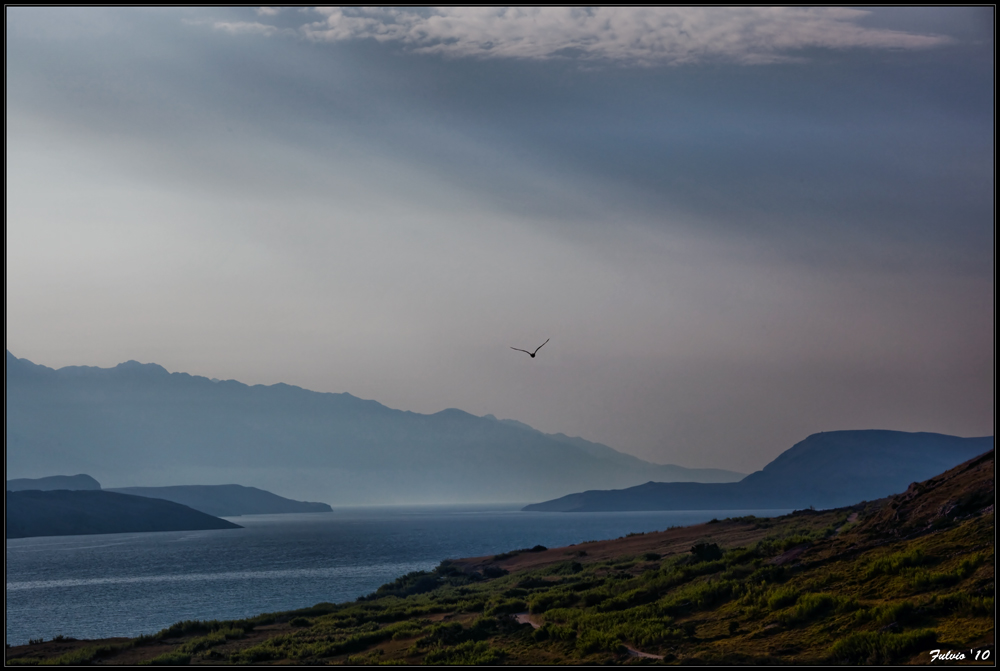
(514, 612, 540, 628)
(835, 512, 859, 535)
(626, 647, 664, 660)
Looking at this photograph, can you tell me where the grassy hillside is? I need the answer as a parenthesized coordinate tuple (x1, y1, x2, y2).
(6, 451, 993, 665)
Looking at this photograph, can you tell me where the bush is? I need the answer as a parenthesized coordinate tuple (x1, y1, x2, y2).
(179, 627, 245, 654)
(767, 586, 800, 610)
(534, 623, 577, 642)
(482, 565, 508, 579)
(780, 593, 857, 625)
(576, 629, 623, 655)
(424, 640, 505, 665)
(690, 543, 723, 562)
(547, 561, 583, 576)
(484, 598, 527, 617)
(906, 551, 990, 591)
(416, 622, 466, 648)
(362, 571, 441, 600)
(43, 642, 132, 665)
(529, 591, 577, 614)
(865, 549, 927, 579)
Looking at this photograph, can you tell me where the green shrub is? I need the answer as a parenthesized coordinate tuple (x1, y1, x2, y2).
(551, 562, 583, 576)
(529, 590, 578, 614)
(416, 622, 466, 648)
(767, 586, 800, 610)
(363, 571, 441, 600)
(690, 543, 723, 562)
(906, 551, 990, 591)
(424, 640, 505, 665)
(865, 549, 927, 579)
(576, 629, 623, 655)
(925, 592, 994, 617)
(582, 591, 609, 607)
(484, 598, 527, 617)
(178, 627, 245, 654)
(534, 623, 577, 642)
(40, 642, 132, 665)
(482, 565, 508, 579)
(780, 593, 856, 624)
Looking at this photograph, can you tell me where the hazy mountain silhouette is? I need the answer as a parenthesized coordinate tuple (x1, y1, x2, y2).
(5, 351, 742, 505)
(480, 415, 739, 482)
(6, 474, 101, 491)
(523, 430, 994, 512)
(6, 490, 242, 539)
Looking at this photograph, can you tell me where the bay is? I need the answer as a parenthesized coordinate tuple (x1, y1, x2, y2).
(5, 505, 789, 645)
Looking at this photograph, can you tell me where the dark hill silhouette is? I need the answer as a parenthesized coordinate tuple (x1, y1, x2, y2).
(6, 474, 101, 491)
(107, 484, 332, 517)
(854, 448, 994, 540)
(523, 430, 993, 512)
(6, 490, 242, 539)
(5, 474, 332, 516)
(5, 351, 742, 505)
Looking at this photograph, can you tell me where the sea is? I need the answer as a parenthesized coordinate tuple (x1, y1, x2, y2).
(6, 505, 790, 646)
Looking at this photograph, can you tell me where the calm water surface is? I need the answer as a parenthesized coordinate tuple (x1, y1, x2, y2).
(6, 505, 789, 645)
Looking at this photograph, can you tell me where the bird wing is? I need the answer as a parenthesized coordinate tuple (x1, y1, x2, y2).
(532, 338, 550, 355)
(510, 347, 531, 354)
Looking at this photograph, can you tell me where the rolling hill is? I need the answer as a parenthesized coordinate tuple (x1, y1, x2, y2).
(524, 430, 993, 512)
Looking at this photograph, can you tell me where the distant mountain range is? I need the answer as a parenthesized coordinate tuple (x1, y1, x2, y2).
(524, 430, 994, 512)
(6, 490, 242, 539)
(5, 351, 743, 505)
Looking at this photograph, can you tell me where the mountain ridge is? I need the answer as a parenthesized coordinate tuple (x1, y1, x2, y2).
(6, 351, 742, 505)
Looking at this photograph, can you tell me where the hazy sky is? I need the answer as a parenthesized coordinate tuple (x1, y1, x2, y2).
(6, 7, 994, 474)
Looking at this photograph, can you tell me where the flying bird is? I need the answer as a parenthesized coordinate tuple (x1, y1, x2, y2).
(511, 338, 549, 358)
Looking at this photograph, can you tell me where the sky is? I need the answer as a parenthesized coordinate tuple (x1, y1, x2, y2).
(6, 7, 994, 474)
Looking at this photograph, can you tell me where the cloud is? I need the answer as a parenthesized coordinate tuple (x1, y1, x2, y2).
(286, 7, 950, 65)
(210, 20, 288, 37)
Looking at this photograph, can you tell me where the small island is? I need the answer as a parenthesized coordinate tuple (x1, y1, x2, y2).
(6, 490, 242, 539)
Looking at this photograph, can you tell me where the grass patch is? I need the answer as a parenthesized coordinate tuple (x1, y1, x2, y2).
(828, 628, 937, 664)
(140, 650, 191, 665)
(11, 480, 992, 666)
